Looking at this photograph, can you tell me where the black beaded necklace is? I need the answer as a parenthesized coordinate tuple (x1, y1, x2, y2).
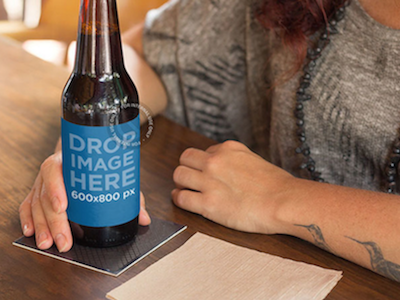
(293, 3, 398, 194)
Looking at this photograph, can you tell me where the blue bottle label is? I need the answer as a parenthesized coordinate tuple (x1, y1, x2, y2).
(61, 117, 140, 227)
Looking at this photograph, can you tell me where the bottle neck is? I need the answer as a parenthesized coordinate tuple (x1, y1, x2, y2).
(74, 0, 124, 76)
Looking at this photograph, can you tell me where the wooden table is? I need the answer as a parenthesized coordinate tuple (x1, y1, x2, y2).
(0, 35, 399, 299)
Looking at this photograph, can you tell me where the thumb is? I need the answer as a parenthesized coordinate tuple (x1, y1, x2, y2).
(138, 191, 151, 226)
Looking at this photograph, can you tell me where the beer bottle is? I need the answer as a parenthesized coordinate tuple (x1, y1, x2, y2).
(61, 0, 140, 247)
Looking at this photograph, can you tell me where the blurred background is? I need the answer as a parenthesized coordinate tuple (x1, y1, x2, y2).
(0, 0, 167, 67)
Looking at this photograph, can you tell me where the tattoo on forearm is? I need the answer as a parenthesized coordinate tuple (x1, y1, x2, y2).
(294, 224, 332, 252)
(346, 237, 400, 282)
(294, 224, 400, 282)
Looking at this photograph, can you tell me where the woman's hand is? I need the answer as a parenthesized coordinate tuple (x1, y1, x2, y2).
(19, 151, 151, 252)
(171, 141, 294, 234)
(173, 141, 400, 283)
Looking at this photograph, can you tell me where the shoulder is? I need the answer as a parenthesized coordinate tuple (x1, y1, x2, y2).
(144, 0, 251, 33)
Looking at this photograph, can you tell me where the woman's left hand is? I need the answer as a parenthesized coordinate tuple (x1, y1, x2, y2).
(171, 141, 294, 234)
(174, 142, 400, 284)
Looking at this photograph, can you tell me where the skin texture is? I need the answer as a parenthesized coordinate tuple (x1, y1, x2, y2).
(358, 0, 400, 29)
(171, 141, 400, 283)
(19, 0, 400, 283)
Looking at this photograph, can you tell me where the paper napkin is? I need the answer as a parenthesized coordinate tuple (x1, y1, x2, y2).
(107, 233, 342, 300)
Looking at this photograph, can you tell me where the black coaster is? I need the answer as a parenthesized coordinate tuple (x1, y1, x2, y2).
(13, 218, 186, 277)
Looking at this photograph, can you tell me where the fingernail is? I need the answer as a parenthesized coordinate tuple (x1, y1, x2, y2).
(55, 233, 68, 253)
(143, 210, 151, 224)
(38, 232, 48, 248)
(52, 197, 61, 214)
(23, 224, 30, 236)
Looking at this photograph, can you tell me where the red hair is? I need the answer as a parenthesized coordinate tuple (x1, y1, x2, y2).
(256, 0, 347, 70)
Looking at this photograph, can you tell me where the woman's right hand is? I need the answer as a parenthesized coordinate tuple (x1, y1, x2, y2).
(19, 151, 151, 253)
(19, 151, 73, 252)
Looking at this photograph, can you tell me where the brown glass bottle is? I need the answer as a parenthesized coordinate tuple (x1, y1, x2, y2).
(61, 0, 140, 247)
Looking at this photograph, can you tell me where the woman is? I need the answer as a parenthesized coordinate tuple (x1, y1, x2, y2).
(19, 0, 400, 282)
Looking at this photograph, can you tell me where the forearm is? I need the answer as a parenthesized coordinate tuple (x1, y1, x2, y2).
(277, 178, 400, 282)
(170, 140, 400, 281)
(122, 23, 167, 124)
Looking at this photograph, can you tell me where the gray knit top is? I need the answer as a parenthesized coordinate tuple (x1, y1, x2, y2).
(142, 0, 400, 192)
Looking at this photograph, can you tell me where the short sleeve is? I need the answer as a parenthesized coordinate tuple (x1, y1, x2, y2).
(142, 0, 270, 150)
(142, 0, 187, 126)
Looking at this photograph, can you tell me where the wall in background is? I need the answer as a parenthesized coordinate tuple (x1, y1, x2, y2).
(0, 0, 167, 65)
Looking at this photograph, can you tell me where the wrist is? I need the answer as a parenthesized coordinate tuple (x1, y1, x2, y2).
(272, 177, 311, 236)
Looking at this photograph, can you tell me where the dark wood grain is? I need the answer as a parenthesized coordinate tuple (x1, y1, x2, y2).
(0, 35, 399, 299)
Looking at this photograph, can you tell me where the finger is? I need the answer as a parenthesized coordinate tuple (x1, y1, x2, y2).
(174, 182, 185, 190)
(206, 141, 246, 154)
(139, 192, 151, 226)
(179, 148, 210, 171)
(173, 165, 205, 192)
(171, 189, 204, 215)
(39, 153, 72, 252)
(40, 183, 73, 253)
(31, 175, 53, 250)
(40, 152, 68, 214)
(19, 190, 35, 237)
(205, 143, 221, 154)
